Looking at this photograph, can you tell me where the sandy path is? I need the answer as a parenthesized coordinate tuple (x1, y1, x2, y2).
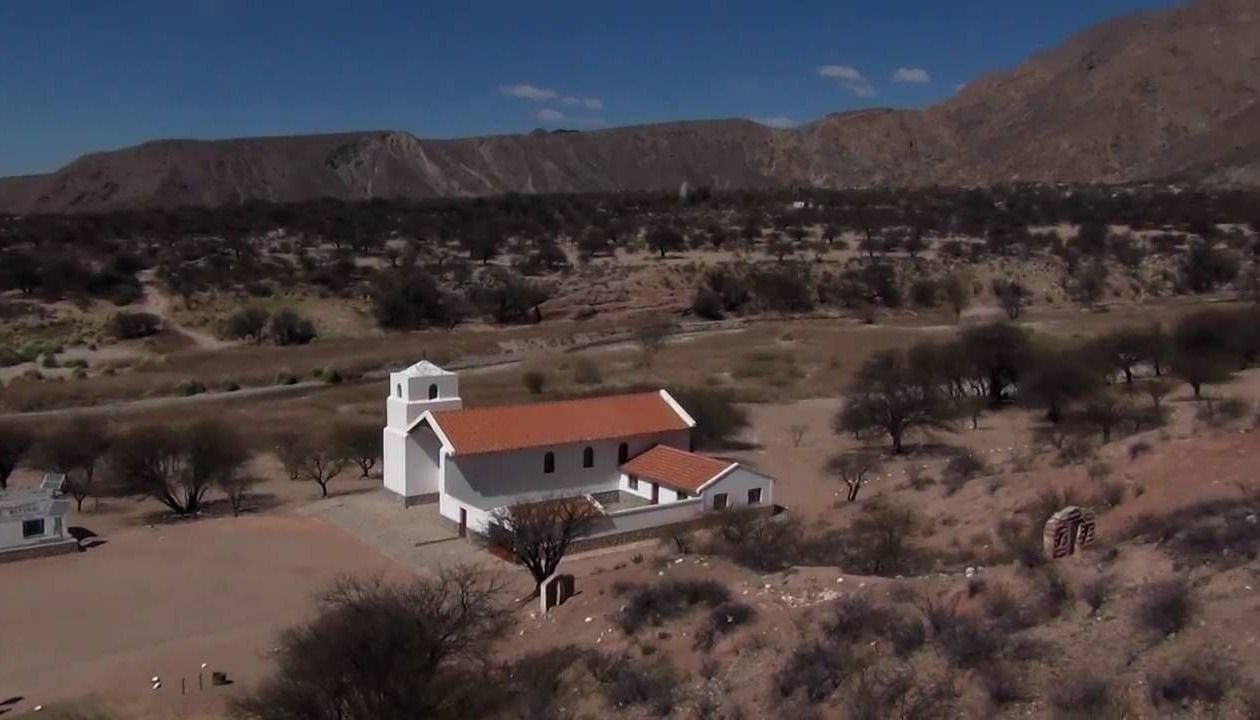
(134, 269, 231, 351)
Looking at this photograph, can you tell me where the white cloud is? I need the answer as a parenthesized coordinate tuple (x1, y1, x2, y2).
(818, 65, 865, 82)
(561, 95, 603, 110)
(533, 108, 566, 122)
(817, 65, 875, 96)
(500, 83, 558, 101)
(892, 67, 931, 84)
(754, 116, 801, 129)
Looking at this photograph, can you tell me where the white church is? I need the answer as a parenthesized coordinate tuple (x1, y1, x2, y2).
(383, 361, 774, 540)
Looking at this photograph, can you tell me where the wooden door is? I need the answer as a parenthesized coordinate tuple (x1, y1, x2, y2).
(650, 483, 659, 505)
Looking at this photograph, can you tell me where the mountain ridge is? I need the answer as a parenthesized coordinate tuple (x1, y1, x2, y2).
(2, 0, 1258, 214)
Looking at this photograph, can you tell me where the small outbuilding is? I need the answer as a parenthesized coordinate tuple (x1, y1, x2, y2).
(0, 473, 78, 563)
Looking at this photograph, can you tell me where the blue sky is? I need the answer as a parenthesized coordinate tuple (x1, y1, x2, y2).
(0, 0, 1180, 176)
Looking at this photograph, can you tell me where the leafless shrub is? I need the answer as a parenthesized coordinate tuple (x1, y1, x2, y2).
(776, 641, 861, 703)
(824, 594, 889, 640)
(573, 357, 602, 385)
(935, 614, 1001, 669)
(1135, 578, 1193, 637)
(977, 663, 1025, 707)
(886, 614, 927, 657)
(507, 645, 586, 720)
(694, 601, 756, 651)
(704, 510, 803, 572)
(904, 465, 935, 491)
(788, 423, 808, 447)
(1055, 433, 1097, 466)
(982, 583, 1034, 632)
(1035, 566, 1072, 620)
(1147, 653, 1231, 708)
(1080, 574, 1113, 612)
(615, 579, 732, 634)
(1099, 480, 1125, 508)
(1127, 440, 1152, 461)
(843, 664, 958, 720)
(942, 449, 986, 496)
(232, 569, 510, 720)
(1049, 673, 1115, 719)
(1196, 395, 1250, 427)
(996, 517, 1045, 569)
(587, 651, 680, 716)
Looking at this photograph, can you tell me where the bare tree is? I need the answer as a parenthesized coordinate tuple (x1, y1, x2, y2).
(941, 273, 970, 320)
(490, 497, 600, 594)
(295, 440, 350, 498)
(0, 424, 34, 491)
(109, 420, 250, 516)
(828, 452, 884, 502)
(109, 425, 197, 515)
(218, 474, 260, 517)
(232, 568, 511, 720)
(789, 424, 808, 448)
(635, 318, 672, 367)
(333, 421, 381, 478)
(1079, 391, 1131, 443)
(1140, 377, 1176, 413)
(37, 417, 112, 511)
(274, 431, 309, 482)
(835, 349, 956, 454)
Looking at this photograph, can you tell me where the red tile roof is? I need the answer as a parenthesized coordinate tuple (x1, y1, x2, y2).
(619, 444, 735, 493)
(427, 391, 691, 455)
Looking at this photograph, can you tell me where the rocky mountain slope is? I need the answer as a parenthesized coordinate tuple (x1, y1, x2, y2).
(1, 0, 1257, 214)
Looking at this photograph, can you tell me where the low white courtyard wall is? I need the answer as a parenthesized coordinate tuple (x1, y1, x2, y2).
(586, 497, 704, 538)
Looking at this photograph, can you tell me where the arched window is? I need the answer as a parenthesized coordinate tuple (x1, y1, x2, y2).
(396, 383, 403, 398)
(583, 446, 594, 468)
(618, 442, 629, 464)
(543, 451, 555, 474)
(428, 383, 439, 400)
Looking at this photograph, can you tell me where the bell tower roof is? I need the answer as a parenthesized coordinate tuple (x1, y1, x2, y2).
(399, 360, 454, 378)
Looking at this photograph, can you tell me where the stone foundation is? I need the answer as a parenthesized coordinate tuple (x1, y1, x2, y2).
(399, 492, 439, 507)
(0, 539, 81, 564)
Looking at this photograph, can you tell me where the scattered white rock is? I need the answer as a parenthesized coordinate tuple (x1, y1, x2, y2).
(584, 616, 593, 623)
(965, 567, 977, 578)
(151, 676, 160, 683)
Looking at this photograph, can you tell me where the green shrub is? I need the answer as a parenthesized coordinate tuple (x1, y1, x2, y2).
(175, 379, 207, 396)
(523, 370, 546, 395)
(110, 311, 162, 339)
(669, 386, 749, 449)
(573, 358, 603, 385)
(320, 367, 344, 384)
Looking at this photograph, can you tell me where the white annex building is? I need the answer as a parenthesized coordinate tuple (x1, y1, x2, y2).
(0, 473, 77, 563)
(383, 361, 774, 539)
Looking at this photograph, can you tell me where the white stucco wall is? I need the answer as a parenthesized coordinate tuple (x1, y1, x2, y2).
(440, 429, 690, 523)
(0, 515, 63, 551)
(618, 473, 692, 504)
(586, 498, 705, 538)
(440, 492, 493, 533)
(702, 466, 774, 510)
(383, 426, 442, 499)
(386, 370, 463, 428)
